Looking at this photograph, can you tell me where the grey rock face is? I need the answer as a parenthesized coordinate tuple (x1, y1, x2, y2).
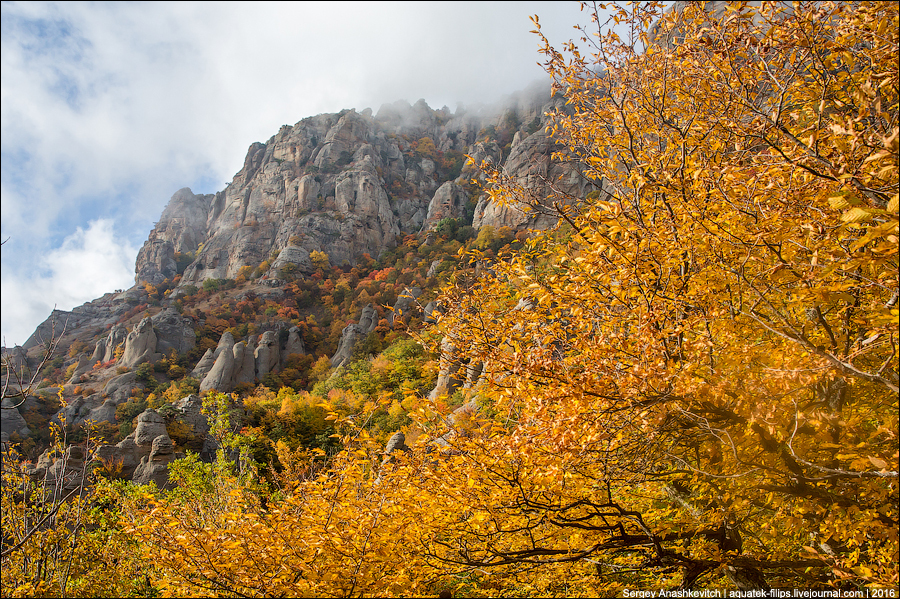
(132, 434, 176, 489)
(96, 437, 143, 480)
(425, 182, 468, 227)
(358, 304, 379, 335)
(237, 339, 258, 385)
(134, 187, 212, 285)
(103, 371, 140, 405)
(121, 318, 160, 368)
(103, 325, 128, 363)
(151, 308, 196, 355)
(130, 84, 576, 291)
(271, 246, 314, 277)
(173, 394, 209, 436)
(200, 344, 235, 393)
(331, 324, 364, 369)
(1, 399, 31, 438)
(389, 287, 422, 326)
(134, 409, 168, 446)
(429, 337, 464, 401)
(254, 331, 280, 377)
(90, 340, 105, 364)
(282, 327, 305, 362)
(190, 348, 217, 380)
(384, 431, 409, 455)
(67, 353, 93, 383)
(231, 341, 254, 386)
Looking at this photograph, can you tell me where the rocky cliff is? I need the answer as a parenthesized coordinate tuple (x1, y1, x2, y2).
(135, 83, 595, 287)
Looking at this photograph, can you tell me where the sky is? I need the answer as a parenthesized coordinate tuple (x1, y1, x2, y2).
(1, 1, 593, 347)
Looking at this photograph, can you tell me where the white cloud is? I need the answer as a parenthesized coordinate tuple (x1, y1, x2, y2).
(1, 219, 138, 346)
(1, 1, 592, 345)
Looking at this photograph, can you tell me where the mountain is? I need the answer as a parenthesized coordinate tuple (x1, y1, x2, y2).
(1, 81, 595, 453)
(134, 83, 591, 287)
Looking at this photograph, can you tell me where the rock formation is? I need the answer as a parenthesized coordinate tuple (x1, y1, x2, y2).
(132, 83, 592, 290)
(254, 331, 280, 377)
(389, 287, 422, 326)
(330, 304, 380, 368)
(121, 317, 161, 368)
(132, 435, 177, 490)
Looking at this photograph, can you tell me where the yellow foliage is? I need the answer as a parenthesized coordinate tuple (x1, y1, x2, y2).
(116, 3, 898, 596)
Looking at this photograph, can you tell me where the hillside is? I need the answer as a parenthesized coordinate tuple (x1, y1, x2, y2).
(1, 2, 897, 597)
(1, 80, 597, 452)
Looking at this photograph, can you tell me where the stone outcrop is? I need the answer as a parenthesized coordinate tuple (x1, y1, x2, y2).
(191, 348, 216, 380)
(357, 304, 379, 334)
(331, 324, 365, 369)
(67, 353, 94, 383)
(151, 308, 196, 355)
(429, 337, 465, 401)
(330, 304, 380, 368)
(425, 182, 468, 227)
(232, 341, 256, 386)
(103, 325, 128, 363)
(134, 408, 168, 445)
(200, 340, 235, 393)
(282, 327, 305, 361)
(95, 408, 173, 481)
(254, 331, 280, 377)
(132, 435, 177, 489)
(1, 399, 31, 438)
(389, 287, 422, 326)
(271, 246, 314, 277)
(135, 187, 212, 286)
(131, 83, 588, 290)
(121, 317, 161, 368)
(380, 431, 410, 467)
(103, 371, 140, 404)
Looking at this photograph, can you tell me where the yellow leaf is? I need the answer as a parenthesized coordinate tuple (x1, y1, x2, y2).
(841, 207, 873, 223)
(868, 456, 888, 469)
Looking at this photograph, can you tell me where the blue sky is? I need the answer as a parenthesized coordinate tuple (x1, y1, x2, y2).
(1, 1, 592, 346)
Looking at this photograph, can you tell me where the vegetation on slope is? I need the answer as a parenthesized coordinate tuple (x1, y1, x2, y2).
(2, 1, 897, 596)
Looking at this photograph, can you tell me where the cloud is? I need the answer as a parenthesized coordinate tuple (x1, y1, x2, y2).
(1, 219, 138, 347)
(1, 1, 590, 345)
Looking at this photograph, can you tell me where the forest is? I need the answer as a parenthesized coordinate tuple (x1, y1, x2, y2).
(1, 2, 897, 596)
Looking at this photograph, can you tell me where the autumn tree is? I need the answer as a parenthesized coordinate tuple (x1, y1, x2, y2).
(429, 0, 898, 592)
(113, 3, 897, 596)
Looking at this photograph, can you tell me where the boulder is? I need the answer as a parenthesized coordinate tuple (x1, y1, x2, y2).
(173, 394, 210, 436)
(96, 436, 143, 480)
(0, 399, 31, 438)
(271, 246, 314, 276)
(103, 371, 140, 405)
(67, 353, 93, 383)
(381, 431, 410, 467)
(84, 398, 118, 425)
(44, 445, 89, 490)
(134, 408, 168, 446)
